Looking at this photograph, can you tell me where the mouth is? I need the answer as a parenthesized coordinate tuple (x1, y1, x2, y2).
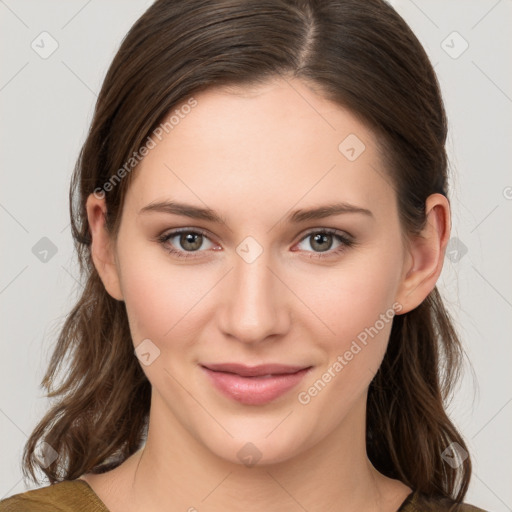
(200, 362, 312, 405)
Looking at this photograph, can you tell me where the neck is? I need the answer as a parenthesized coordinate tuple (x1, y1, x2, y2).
(116, 391, 408, 512)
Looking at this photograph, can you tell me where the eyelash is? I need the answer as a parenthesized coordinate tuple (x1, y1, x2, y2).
(156, 228, 355, 260)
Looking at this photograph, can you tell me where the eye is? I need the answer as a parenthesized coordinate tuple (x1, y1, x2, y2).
(294, 229, 354, 258)
(156, 227, 354, 260)
(157, 228, 218, 258)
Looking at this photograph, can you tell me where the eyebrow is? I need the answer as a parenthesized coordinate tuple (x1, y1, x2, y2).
(139, 200, 373, 224)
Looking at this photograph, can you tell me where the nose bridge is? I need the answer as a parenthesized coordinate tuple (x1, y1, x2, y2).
(218, 245, 289, 343)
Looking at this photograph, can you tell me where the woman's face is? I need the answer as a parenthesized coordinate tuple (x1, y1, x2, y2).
(102, 78, 414, 465)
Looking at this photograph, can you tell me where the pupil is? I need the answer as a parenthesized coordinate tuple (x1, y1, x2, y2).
(311, 233, 332, 252)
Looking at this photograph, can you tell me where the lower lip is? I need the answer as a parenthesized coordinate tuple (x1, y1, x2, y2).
(202, 367, 311, 405)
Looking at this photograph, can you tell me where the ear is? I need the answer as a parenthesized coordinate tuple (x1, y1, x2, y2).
(395, 193, 451, 314)
(85, 193, 124, 301)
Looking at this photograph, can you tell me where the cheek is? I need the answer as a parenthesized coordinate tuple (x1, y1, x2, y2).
(295, 274, 397, 425)
(292, 239, 402, 410)
(118, 242, 214, 348)
(294, 243, 402, 347)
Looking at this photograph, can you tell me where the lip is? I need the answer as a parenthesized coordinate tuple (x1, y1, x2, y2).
(201, 363, 312, 405)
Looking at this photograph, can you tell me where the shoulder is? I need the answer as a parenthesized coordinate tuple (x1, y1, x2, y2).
(400, 491, 491, 512)
(0, 480, 109, 512)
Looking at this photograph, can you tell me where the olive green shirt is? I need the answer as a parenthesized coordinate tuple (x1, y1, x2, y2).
(0, 480, 489, 511)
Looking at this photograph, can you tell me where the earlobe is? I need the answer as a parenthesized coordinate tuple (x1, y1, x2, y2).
(395, 193, 450, 314)
(85, 193, 124, 301)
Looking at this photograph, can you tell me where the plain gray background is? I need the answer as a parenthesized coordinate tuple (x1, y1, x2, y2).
(1, 0, 511, 510)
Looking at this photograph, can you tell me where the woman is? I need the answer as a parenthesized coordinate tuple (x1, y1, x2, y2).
(0, 0, 489, 510)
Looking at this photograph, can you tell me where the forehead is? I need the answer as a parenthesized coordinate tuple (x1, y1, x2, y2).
(125, 78, 396, 223)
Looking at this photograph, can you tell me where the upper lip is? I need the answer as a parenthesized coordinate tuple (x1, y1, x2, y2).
(202, 363, 310, 377)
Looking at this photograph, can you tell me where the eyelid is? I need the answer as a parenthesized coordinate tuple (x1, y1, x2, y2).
(297, 226, 353, 241)
(158, 227, 351, 244)
(158, 227, 217, 243)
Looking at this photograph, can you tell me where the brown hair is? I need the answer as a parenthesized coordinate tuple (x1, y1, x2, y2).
(23, 0, 471, 501)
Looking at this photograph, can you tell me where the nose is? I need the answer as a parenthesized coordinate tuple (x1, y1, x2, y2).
(217, 250, 291, 345)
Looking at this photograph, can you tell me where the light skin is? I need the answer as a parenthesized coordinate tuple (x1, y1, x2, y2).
(80, 77, 450, 512)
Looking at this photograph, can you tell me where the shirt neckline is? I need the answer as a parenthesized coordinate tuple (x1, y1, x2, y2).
(75, 479, 111, 511)
(77, 478, 417, 512)
(396, 490, 417, 511)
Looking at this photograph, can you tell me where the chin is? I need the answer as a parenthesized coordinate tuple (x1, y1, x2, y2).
(194, 415, 316, 468)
